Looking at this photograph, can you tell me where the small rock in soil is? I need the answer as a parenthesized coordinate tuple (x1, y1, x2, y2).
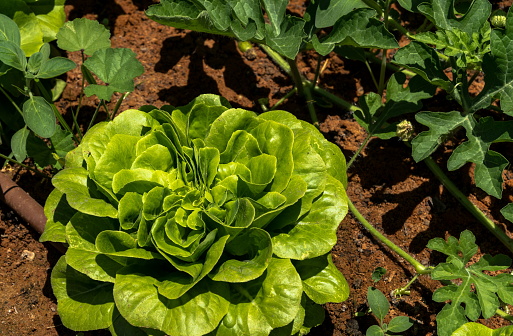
(20, 250, 35, 261)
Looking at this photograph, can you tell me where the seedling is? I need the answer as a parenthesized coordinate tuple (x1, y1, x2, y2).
(372, 267, 387, 283)
(366, 287, 414, 336)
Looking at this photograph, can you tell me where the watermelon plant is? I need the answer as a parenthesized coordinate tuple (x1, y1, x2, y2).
(41, 94, 350, 335)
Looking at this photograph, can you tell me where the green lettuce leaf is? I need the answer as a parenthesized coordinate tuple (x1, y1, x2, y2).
(43, 94, 349, 335)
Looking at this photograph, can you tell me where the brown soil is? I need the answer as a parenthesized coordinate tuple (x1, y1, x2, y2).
(1, 1, 513, 335)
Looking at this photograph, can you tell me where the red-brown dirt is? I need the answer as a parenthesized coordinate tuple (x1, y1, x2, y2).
(1, 1, 513, 335)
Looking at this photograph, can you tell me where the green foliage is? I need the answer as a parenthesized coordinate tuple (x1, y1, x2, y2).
(0, 14, 144, 171)
(371, 267, 387, 282)
(145, 0, 397, 59)
(42, 94, 350, 336)
(56, 18, 111, 55)
(57, 18, 143, 102)
(365, 287, 413, 336)
(427, 230, 513, 336)
(0, 0, 66, 56)
(0, 13, 74, 167)
(83, 48, 144, 101)
(392, 3, 513, 202)
(452, 322, 513, 335)
(354, 72, 436, 139)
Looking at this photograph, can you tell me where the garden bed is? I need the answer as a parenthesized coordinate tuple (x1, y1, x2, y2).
(1, 0, 513, 335)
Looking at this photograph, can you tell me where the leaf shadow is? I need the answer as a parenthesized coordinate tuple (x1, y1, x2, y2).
(155, 33, 270, 108)
(131, 0, 159, 11)
(66, 0, 126, 35)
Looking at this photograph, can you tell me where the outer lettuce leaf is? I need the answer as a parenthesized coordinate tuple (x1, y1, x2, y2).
(43, 94, 349, 335)
(0, 0, 66, 56)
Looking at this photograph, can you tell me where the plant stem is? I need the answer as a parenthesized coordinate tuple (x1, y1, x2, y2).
(364, 52, 417, 77)
(0, 86, 24, 116)
(496, 308, 513, 323)
(111, 92, 128, 119)
(287, 57, 305, 97)
(347, 133, 372, 170)
(423, 156, 513, 254)
(0, 153, 49, 178)
(303, 83, 319, 127)
(260, 45, 365, 115)
(259, 44, 291, 75)
(73, 51, 86, 134)
(392, 274, 420, 297)
(467, 71, 480, 89)
(348, 198, 431, 274)
(364, 60, 380, 91)
(311, 86, 362, 112)
(270, 88, 297, 110)
(377, 0, 392, 97)
(312, 54, 323, 87)
(87, 102, 102, 132)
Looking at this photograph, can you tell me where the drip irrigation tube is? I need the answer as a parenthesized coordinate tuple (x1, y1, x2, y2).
(0, 172, 65, 253)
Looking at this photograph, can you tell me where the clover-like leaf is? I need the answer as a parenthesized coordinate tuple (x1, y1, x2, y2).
(428, 230, 513, 336)
(57, 18, 111, 55)
(83, 48, 144, 101)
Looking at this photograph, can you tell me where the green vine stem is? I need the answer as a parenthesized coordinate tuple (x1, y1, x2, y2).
(259, 44, 292, 75)
(392, 274, 419, 297)
(312, 54, 323, 87)
(0, 86, 24, 116)
(303, 82, 320, 128)
(348, 197, 431, 274)
(260, 44, 365, 119)
(269, 88, 297, 110)
(111, 92, 129, 119)
(311, 86, 362, 112)
(0, 152, 49, 178)
(87, 102, 103, 133)
(423, 156, 513, 254)
(73, 50, 87, 134)
(377, 0, 392, 96)
(496, 308, 513, 323)
(346, 133, 372, 170)
(286, 57, 305, 97)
